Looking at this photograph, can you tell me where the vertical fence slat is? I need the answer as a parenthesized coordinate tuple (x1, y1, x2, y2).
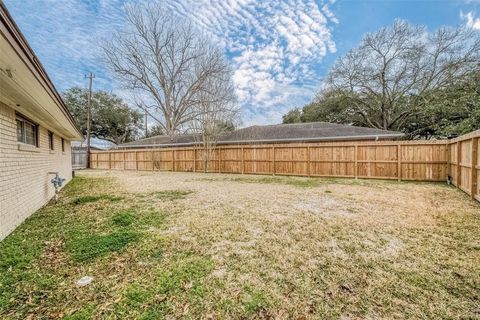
(456, 141, 462, 187)
(219, 147, 222, 173)
(354, 145, 358, 179)
(193, 147, 196, 172)
(397, 144, 402, 181)
(241, 147, 244, 174)
(307, 146, 310, 177)
(447, 144, 451, 181)
(272, 146, 276, 176)
(471, 137, 478, 199)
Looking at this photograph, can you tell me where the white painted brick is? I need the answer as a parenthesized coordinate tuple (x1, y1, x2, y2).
(0, 102, 73, 240)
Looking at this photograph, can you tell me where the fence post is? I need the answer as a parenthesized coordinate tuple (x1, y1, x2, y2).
(193, 147, 196, 172)
(446, 143, 451, 182)
(253, 147, 256, 174)
(123, 152, 125, 170)
(151, 151, 154, 171)
(456, 141, 462, 187)
(471, 138, 478, 199)
(272, 146, 275, 176)
(397, 144, 402, 181)
(241, 147, 244, 174)
(135, 151, 138, 171)
(307, 145, 310, 177)
(219, 147, 222, 173)
(172, 149, 175, 172)
(109, 152, 111, 170)
(354, 145, 358, 179)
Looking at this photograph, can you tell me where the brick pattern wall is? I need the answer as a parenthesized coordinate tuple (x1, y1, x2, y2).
(0, 102, 73, 240)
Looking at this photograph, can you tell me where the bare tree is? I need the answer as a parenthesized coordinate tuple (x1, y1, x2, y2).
(186, 72, 239, 172)
(323, 20, 480, 131)
(102, 2, 232, 136)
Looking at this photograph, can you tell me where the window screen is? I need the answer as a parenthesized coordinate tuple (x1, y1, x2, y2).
(16, 115, 38, 147)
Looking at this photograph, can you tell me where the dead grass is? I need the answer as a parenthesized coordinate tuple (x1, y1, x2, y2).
(0, 170, 479, 319)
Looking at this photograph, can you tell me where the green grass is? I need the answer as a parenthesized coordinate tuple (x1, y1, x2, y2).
(112, 210, 135, 226)
(151, 190, 192, 200)
(66, 229, 140, 262)
(242, 285, 270, 316)
(63, 305, 94, 320)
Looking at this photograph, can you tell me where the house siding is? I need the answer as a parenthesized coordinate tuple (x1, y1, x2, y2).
(0, 102, 73, 240)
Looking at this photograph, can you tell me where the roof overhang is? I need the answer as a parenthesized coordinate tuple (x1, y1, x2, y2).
(0, 2, 82, 140)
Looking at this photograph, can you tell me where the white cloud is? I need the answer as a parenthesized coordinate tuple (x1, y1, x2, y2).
(461, 10, 480, 30)
(4, 0, 126, 92)
(165, 0, 337, 126)
(4, 0, 337, 126)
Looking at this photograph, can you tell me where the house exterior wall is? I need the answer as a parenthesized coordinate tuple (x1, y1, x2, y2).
(0, 101, 73, 240)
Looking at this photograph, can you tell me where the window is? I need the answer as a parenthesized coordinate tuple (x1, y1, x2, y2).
(48, 131, 54, 150)
(61, 138, 65, 152)
(16, 114, 38, 146)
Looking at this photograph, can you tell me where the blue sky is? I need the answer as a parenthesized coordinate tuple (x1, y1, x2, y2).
(4, 0, 480, 127)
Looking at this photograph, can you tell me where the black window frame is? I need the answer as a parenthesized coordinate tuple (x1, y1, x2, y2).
(16, 113, 39, 147)
(48, 131, 54, 151)
(61, 138, 65, 152)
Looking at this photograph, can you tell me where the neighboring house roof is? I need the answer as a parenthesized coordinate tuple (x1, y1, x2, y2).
(71, 137, 117, 150)
(116, 134, 200, 149)
(0, 2, 82, 140)
(220, 122, 404, 143)
(115, 122, 404, 149)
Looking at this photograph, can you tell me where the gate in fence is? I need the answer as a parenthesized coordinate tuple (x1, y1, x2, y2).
(72, 148, 87, 169)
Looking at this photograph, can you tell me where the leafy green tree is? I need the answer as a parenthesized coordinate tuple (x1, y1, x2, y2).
(405, 70, 480, 138)
(321, 21, 479, 132)
(282, 108, 302, 124)
(215, 120, 236, 132)
(147, 124, 164, 137)
(283, 21, 480, 139)
(283, 71, 480, 138)
(283, 90, 365, 125)
(63, 87, 143, 144)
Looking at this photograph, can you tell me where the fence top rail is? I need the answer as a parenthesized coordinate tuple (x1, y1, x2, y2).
(91, 140, 452, 154)
(448, 129, 480, 143)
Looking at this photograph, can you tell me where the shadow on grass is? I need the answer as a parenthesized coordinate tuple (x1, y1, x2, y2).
(71, 194, 124, 205)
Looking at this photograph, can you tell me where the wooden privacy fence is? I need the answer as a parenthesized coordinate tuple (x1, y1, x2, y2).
(91, 130, 480, 202)
(448, 130, 480, 202)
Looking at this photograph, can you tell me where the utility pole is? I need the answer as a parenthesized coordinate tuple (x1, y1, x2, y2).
(85, 72, 95, 168)
(145, 109, 148, 138)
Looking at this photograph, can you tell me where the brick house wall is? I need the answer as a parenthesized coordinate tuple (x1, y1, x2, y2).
(0, 101, 73, 240)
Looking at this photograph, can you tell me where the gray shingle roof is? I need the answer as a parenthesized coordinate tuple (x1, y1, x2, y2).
(116, 122, 404, 149)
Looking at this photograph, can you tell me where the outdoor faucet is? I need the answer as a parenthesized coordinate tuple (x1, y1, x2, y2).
(48, 172, 65, 202)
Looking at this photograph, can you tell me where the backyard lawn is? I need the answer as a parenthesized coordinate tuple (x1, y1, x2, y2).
(0, 170, 479, 319)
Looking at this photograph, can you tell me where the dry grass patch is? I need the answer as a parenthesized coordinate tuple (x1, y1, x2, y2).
(0, 170, 479, 319)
